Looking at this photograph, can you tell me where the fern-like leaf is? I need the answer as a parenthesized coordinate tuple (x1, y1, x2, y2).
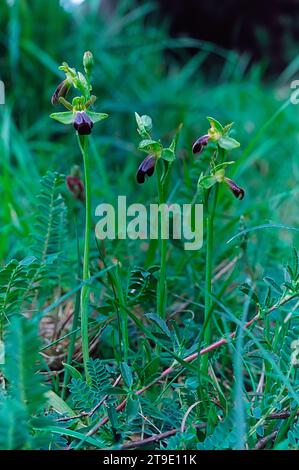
(0, 258, 32, 332)
(69, 359, 112, 414)
(0, 316, 47, 449)
(24, 171, 67, 298)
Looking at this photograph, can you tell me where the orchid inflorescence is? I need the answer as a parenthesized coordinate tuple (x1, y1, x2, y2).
(50, 51, 108, 135)
(135, 114, 245, 200)
(50, 52, 110, 382)
(135, 112, 180, 184)
(192, 116, 245, 200)
(49, 53, 246, 385)
(50, 53, 244, 202)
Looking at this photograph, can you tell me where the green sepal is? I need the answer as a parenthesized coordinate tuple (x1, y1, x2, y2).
(138, 139, 162, 154)
(161, 123, 182, 162)
(207, 116, 223, 132)
(50, 111, 74, 124)
(86, 111, 109, 123)
(222, 122, 234, 134)
(161, 148, 175, 162)
(198, 174, 217, 190)
(214, 161, 235, 172)
(218, 136, 240, 150)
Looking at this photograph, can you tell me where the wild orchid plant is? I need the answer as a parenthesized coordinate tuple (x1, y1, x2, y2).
(50, 54, 243, 386)
(134, 113, 244, 357)
(192, 117, 244, 374)
(135, 113, 180, 319)
(50, 52, 108, 382)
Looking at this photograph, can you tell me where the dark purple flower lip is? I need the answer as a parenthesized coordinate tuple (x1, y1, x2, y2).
(192, 134, 210, 154)
(225, 178, 245, 200)
(73, 111, 94, 135)
(137, 155, 156, 184)
(51, 79, 70, 105)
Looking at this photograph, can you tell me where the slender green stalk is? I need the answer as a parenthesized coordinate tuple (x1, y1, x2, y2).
(78, 134, 92, 383)
(95, 241, 126, 362)
(61, 218, 81, 399)
(201, 180, 219, 375)
(200, 147, 226, 375)
(113, 265, 129, 362)
(156, 161, 167, 319)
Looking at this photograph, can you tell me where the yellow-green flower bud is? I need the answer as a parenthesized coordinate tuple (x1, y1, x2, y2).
(83, 51, 94, 76)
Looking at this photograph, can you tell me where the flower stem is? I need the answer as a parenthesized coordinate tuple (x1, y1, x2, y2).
(158, 235, 167, 319)
(78, 134, 92, 383)
(61, 217, 81, 398)
(156, 161, 167, 319)
(200, 147, 225, 375)
(114, 265, 129, 362)
(201, 183, 219, 375)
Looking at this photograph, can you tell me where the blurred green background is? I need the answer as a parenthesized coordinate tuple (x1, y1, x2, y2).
(0, 0, 298, 295)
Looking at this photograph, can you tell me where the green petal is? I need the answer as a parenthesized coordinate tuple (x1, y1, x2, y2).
(50, 112, 74, 125)
(198, 175, 217, 190)
(207, 116, 223, 132)
(161, 148, 175, 162)
(138, 139, 162, 154)
(86, 111, 108, 123)
(218, 136, 240, 150)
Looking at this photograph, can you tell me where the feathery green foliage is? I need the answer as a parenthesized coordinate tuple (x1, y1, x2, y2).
(0, 259, 28, 333)
(0, 316, 47, 449)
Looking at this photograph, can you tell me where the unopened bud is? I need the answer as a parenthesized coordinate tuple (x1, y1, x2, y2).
(66, 175, 85, 202)
(83, 51, 94, 76)
(71, 165, 81, 178)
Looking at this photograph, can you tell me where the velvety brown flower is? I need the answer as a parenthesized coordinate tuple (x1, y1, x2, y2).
(51, 79, 71, 106)
(192, 134, 210, 154)
(73, 111, 94, 135)
(225, 178, 245, 200)
(136, 155, 156, 184)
